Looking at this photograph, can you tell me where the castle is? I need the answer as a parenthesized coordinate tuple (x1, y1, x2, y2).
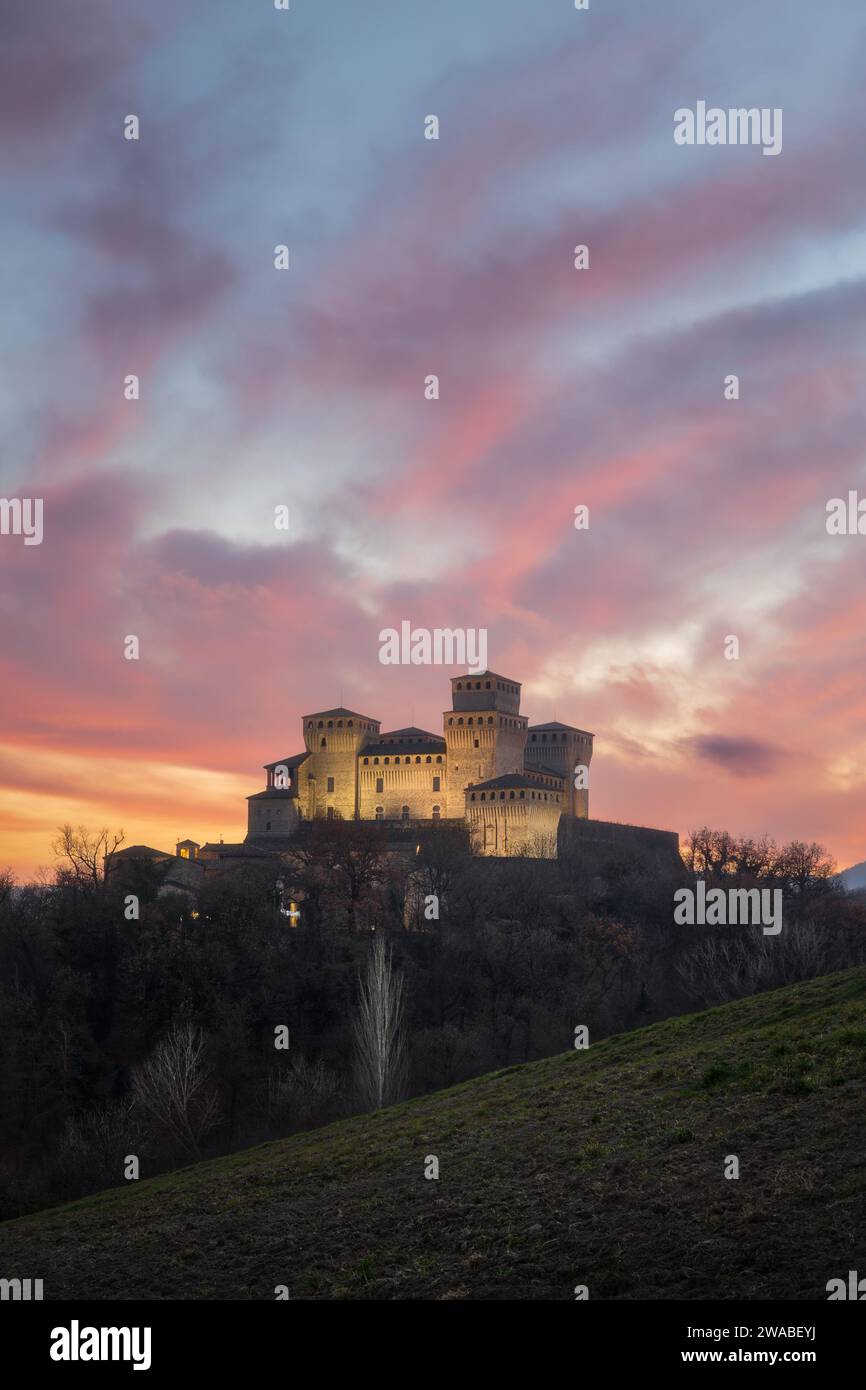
(243, 670, 593, 858)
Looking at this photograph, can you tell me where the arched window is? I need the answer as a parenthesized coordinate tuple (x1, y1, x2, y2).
(374, 756, 379, 765)
(363, 757, 369, 765)
(415, 756, 421, 763)
(436, 755, 442, 763)
(425, 756, 431, 764)
(384, 757, 390, 765)
(317, 720, 323, 729)
(509, 791, 515, 799)
(456, 682, 462, 690)
(320, 738, 327, 748)
(375, 806, 383, 821)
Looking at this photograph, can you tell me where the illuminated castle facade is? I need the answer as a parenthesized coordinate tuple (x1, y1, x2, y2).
(244, 671, 593, 858)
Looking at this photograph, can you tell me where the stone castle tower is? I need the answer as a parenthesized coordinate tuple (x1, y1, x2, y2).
(244, 670, 593, 858)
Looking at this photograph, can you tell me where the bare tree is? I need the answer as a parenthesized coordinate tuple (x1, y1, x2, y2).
(131, 1024, 219, 1159)
(352, 934, 408, 1110)
(52, 824, 125, 890)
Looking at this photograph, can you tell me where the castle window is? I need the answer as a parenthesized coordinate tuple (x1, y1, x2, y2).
(328, 721, 333, 728)
(348, 721, 353, 727)
(337, 720, 343, 727)
(448, 718, 453, 726)
(415, 756, 421, 764)
(480, 793, 485, 801)
(433, 806, 441, 821)
(373, 757, 379, 765)
(520, 791, 525, 799)
(327, 777, 334, 792)
(458, 718, 463, 726)
(499, 792, 505, 800)
(384, 757, 390, 765)
(456, 682, 462, 690)
(401, 805, 410, 821)
(436, 755, 442, 763)
(468, 718, 473, 726)
(318, 721, 323, 729)
(487, 717, 493, 725)
(321, 738, 327, 748)
(432, 777, 440, 792)
(425, 755, 431, 764)
(327, 807, 335, 820)
(376, 777, 383, 793)
(485, 681, 491, 689)
(375, 806, 383, 820)
(363, 757, 369, 765)
(308, 722, 313, 729)
(474, 739, 479, 748)
(509, 791, 515, 799)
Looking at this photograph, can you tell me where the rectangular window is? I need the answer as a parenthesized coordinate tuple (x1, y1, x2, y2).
(432, 776, 440, 792)
(376, 777, 384, 793)
(327, 777, 334, 793)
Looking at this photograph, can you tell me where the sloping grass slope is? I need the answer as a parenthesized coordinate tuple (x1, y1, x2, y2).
(3, 968, 865, 1299)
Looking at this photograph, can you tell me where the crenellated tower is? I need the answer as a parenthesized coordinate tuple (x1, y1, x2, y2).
(442, 671, 528, 817)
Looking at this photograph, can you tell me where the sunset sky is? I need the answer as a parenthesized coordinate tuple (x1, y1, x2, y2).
(2, 0, 865, 878)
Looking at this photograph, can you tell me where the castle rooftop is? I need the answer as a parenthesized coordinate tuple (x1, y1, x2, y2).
(302, 706, 379, 724)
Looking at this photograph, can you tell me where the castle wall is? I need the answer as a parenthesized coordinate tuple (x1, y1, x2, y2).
(358, 756, 445, 820)
(247, 792, 299, 839)
(466, 797, 560, 858)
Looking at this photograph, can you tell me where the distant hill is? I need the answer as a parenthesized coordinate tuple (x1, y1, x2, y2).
(3, 968, 865, 1300)
(840, 860, 866, 892)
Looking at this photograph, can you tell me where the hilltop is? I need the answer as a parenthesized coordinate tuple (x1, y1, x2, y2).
(3, 968, 865, 1300)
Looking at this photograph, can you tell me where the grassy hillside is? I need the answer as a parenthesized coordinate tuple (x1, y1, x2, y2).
(3, 968, 866, 1300)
